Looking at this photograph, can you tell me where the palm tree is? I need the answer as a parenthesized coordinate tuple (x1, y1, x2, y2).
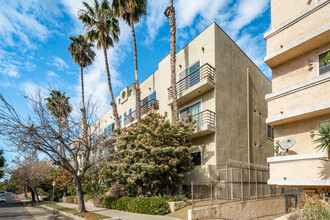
(68, 35, 96, 146)
(165, 0, 179, 122)
(79, 0, 121, 128)
(45, 90, 72, 157)
(112, 0, 147, 123)
(314, 122, 330, 159)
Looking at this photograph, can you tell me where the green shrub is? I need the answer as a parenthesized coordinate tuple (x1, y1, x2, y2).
(302, 199, 330, 220)
(102, 196, 119, 209)
(102, 196, 170, 215)
(65, 196, 76, 204)
(161, 194, 187, 202)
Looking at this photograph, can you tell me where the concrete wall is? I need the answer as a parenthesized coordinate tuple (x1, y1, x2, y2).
(214, 24, 273, 166)
(271, 43, 330, 92)
(270, 0, 319, 28)
(188, 197, 285, 220)
(268, 2, 330, 55)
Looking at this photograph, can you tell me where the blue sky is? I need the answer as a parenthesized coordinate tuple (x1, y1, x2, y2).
(0, 0, 271, 164)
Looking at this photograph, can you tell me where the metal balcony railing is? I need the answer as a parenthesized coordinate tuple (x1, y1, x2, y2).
(168, 63, 215, 99)
(192, 110, 216, 128)
(124, 99, 159, 126)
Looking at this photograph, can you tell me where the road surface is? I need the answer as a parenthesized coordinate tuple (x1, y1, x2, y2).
(0, 192, 72, 219)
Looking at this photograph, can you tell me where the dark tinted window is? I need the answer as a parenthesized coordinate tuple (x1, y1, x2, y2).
(319, 51, 330, 75)
(192, 151, 201, 166)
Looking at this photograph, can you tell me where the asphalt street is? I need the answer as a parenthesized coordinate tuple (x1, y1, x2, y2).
(0, 193, 72, 220)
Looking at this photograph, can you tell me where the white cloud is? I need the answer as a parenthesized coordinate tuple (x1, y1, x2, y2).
(230, 0, 269, 36)
(53, 57, 69, 70)
(0, 0, 62, 49)
(47, 71, 59, 79)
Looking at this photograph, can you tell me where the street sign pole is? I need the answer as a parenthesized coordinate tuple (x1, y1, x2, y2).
(52, 181, 55, 207)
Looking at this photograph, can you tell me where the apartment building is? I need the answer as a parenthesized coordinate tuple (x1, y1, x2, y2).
(265, 0, 330, 190)
(89, 22, 273, 183)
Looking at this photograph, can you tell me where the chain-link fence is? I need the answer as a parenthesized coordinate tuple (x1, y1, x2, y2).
(191, 160, 302, 209)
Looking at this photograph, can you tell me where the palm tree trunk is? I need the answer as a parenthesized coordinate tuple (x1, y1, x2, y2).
(130, 17, 141, 123)
(102, 45, 120, 128)
(165, 0, 179, 122)
(80, 66, 88, 154)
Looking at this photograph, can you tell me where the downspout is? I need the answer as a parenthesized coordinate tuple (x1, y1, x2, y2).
(247, 68, 251, 164)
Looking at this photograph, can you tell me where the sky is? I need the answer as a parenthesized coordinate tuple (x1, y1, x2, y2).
(0, 0, 271, 165)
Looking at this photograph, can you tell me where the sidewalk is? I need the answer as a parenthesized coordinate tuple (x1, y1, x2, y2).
(57, 202, 182, 220)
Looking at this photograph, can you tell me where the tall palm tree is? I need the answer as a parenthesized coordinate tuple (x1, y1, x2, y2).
(165, 0, 178, 122)
(79, 0, 121, 128)
(45, 90, 72, 157)
(68, 35, 95, 156)
(112, 0, 147, 123)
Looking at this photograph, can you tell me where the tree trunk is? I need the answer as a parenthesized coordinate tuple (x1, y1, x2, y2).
(165, 0, 179, 122)
(80, 66, 88, 154)
(130, 17, 141, 123)
(24, 186, 27, 199)
(30, 188, 36, 203)
(74, 175, 86, 213)
(103, 45, 120, 129)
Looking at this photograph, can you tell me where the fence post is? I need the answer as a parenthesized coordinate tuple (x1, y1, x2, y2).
(241, 167, 244, 201)
(255, 168, 258, 199)
(211, 180, 213, 207)
(191, 181, 194, 209)
(231, 168, 234, 200)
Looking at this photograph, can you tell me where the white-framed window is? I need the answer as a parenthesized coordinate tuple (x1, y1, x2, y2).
(191, 150, 202, 166)
(267, 125, 274, 140)
(318, 50, 330, 75)
(179, 101, 201, 126)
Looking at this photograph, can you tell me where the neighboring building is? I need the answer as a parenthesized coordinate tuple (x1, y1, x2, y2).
(265, 0, 330, 189)
(86, 22, 273, 184)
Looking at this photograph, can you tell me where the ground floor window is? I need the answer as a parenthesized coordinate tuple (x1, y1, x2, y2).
(191, 151, 202, 166)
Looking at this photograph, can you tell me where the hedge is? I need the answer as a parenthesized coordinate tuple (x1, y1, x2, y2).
(102, 196, 170, 215)
(65, 196, 76, 204)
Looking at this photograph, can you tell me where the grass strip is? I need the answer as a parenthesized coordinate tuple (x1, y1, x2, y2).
(45, 204, 109, 220)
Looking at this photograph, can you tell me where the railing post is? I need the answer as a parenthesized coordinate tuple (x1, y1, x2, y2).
(241, 167, 244, 201)
(211, 180, 213, 207)
(191, 181, 194, 209)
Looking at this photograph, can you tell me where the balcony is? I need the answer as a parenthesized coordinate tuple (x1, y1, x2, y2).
(168, 63, 215, 106)
(191, 110, 216, 138)
(267, 152, 330, 188)
(124, 99, 159, 126)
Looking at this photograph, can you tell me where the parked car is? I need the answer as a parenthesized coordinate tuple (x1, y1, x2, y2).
(0, 193, 6, 203)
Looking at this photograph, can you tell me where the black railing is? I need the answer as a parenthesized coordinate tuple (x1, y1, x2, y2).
(124, 99, 159, 126)
(168, 63, 215, 99)
(192, 110, 216, 128)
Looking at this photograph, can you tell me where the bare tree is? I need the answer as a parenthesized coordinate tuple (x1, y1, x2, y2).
(10, 151, 49, 203)
(0, 92, 102, 212)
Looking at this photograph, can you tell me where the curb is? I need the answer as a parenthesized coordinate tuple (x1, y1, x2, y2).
(41, 205, 85, 220)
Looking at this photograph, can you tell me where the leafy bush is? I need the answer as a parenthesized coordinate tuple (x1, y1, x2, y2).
(301, 199, 330, 220)
(67, 184, 76, 196)
(65, 196, 76, 204)
(109, 183, 129, 197)
(102, 196, 119, 209)
(102, 196, 171, 215)
(83, 181, 106, 200)
(161, 194, 187, 202)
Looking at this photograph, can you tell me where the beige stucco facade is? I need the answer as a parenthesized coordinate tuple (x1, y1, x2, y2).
(266, 0, 330, 189)
(88, 22, 272, 184)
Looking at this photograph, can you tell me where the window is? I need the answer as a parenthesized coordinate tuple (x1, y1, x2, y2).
(119, 115, 122, 127)
(319, 50, 330, 75)
(129, 90, 132, 96)
(179, 102, 201, 126)
(79, 155, 82, 167)
(191, 151, 202, 166)
(124, 112, 127, 124)
(178, 60, 201, 91)
(92, 134, 96, 144)
(140, 91, 157, 114)
(92, 151, 96, 163)
(267, 125, 274, 140)
(104, 147, 108, 156)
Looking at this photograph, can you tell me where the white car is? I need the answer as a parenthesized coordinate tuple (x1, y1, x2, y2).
(0, 193, 6, 203)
